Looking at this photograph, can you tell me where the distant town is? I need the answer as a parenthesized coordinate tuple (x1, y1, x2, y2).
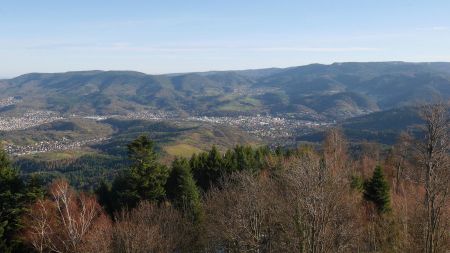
(0, 96, 22, 107)
(0, 107, 332, 155)
(5, 137, 110, 157)
(0, 110, 63, 131)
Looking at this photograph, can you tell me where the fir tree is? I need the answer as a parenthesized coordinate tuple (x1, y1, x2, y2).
(95, 180, 113, 215)
(0, 145, 44, 252)
(166, 158, 202, 222)
(127, 135, 158, 167)
(364, 165, 391, 214)
(110, 135, 169, 211)
(191, 146, 223, 191)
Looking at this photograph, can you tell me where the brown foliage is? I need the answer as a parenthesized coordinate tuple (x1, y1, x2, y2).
(19, 103, 449, 252)
(203, 148, 361, 253)
(385, 132, 413, 193)
(203, 172, 288, 252)
(280, 151, 361, 253)
(22, 179, 112, 253)
(412, 102, 450, 253)
(112, 201, 193, 253)
(323, 128, 349, 174)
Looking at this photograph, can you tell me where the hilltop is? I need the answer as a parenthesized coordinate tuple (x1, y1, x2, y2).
(1, 62, 449, 119)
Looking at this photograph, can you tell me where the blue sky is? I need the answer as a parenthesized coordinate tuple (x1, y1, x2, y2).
(1, 0, 450, 77)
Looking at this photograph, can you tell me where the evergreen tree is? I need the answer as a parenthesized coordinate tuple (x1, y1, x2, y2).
(364, 165, 391, 214)
(207, 146, 222, 170)
(222, 149, 235, 174)
(234, 145, 250, 171)
(189, 153, 200, 170)
(191, 146, 223, 191)
(205, 145, 222, 183)
(127, 135, 158, 167)
(166, 158, 202, 222)
(95, 180, 113, 215)
(191, 145, 272, 192)
(275, 146, 283, 156)
(231, 145, 266, 172)
(0, 146, 25, 252)
(110, 172, 141, 211)
(0, 145, 44, 252)
(110, 135, 169, 211)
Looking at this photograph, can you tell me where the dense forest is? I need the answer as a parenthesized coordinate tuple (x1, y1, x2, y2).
(0, 102, 449, 253)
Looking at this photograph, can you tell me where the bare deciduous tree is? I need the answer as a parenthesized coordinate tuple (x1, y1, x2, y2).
(280, 151, 361, 253)
(22, 199, 57, 253)
(22, 179, 112, 253)
(414, 102, 450, 253)
(323, 128, 349, 174)
(390, 132, 413, 193)
(79, 213, 112, 253)
(112, 201, 192, 253)
(203, 172, 286, 253)
(203, 148, 361, 253)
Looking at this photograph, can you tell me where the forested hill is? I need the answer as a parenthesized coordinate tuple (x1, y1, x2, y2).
(1, 62, 450, 119)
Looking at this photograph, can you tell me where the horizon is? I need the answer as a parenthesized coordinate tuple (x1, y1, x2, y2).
(3, 60, 450, 79)
(1, 1, 450, 77)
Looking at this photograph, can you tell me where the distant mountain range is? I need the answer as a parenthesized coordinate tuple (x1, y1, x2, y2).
(1, 62, 449, 119)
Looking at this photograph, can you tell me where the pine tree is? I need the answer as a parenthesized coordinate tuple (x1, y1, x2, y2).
(364, 165, 391, 214)
(207, 146, 222, 170)
(0, 147, 10, 168)
(0, 146, 25, 252)
(0, 145, 44, 252)
(127, 135, 158, 167)
(95, 180, 113, 215)
(234, 145, 250, 171)
(110, 135, 169, 211)
(222, 149, 235, 174)
(191, 146, 223, 191)
(205, 145, 222, 183)
(167, 158, 202, 222)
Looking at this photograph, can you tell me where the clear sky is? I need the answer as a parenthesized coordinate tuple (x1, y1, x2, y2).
(1, 0, 450, 77)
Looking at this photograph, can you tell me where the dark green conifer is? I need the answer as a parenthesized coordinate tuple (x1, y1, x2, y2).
(95, 180, 113, 215)
(191, 146, 223, 191)
(364, 165, 391, 214)
(110, 135, 169, 211)
(0, 145, 44, 252)
(167, 158, 202, 222)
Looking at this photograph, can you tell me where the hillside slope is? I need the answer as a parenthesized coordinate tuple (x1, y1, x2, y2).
(1, 62, 449, 119)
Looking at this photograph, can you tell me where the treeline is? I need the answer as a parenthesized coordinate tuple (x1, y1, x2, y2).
(96, 137, 276, 216)
(15, 154, 128, 190)
(0, 103, 449, 252)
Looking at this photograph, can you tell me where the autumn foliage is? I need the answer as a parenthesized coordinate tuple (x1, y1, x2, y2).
(22, 180, 111, 253)
(10, 102, 450, 252)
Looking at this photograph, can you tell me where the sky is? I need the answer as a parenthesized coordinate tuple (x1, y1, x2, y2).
(1, 0, 450, 77)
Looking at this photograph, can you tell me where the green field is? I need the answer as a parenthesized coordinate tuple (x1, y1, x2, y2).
(164, 143, 203, 157)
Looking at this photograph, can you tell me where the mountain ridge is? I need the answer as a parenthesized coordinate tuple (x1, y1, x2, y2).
(1, 62, 449, 119)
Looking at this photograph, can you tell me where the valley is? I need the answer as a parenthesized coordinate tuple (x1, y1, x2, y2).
(0, 109, 331, 156)
(3, 2, 450, 251)
(2, 62, 448, 158)
(0, 62, 448, 188)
